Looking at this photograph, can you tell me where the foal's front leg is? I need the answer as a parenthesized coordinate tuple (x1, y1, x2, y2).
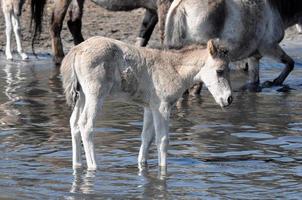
(138, 107, 155, 168)
(152, 103, 171, 168)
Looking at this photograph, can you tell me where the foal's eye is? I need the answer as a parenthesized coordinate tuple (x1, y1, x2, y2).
(217, 69, 224, 76)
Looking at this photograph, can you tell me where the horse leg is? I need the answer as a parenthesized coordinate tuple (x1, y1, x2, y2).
(152, 102, 170, 168)
(240, 55, 262, 92)
(11, 13, 28, 60)
(262, 45, 295, 87)
(50, 0, 72, 65)
(296, 24, 302, 34)
(138, 107, 155, 168)
(67, 0, 85, 45)
(135, 9, 158, 47)
(70, 91, 85, 169)
(3, 9, 13, 60)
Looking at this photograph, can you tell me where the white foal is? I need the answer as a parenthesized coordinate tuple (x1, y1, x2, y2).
(1, 0, 28, 60)
(61, 36, 233, 170)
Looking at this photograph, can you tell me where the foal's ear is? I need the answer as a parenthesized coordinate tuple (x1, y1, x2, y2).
(207, 39, 218, 57)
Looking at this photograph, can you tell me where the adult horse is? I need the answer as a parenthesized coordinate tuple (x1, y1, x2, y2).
(33, 0, 172, 65)
(165, 0, 302, 90)
(1, 0, 45, 59)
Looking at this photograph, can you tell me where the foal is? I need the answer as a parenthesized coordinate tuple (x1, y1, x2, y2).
(61, 36, 233, 170)
(1, 0, 28, 60)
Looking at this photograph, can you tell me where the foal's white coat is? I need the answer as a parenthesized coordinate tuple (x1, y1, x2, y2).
(61, 36, 233, 170)
(1, 0, 28, 60)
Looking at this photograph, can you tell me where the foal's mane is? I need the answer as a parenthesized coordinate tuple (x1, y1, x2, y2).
(268, 0, 302, 20)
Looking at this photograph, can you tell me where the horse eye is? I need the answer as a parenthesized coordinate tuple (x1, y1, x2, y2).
(217, 69, 224, 76)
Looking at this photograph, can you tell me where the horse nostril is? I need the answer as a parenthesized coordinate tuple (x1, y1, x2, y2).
(227, 96, 233, 105)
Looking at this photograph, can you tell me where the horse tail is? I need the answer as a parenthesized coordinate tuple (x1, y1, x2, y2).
(60, 49, 80, 108)
(157, 0, 173, 44)
(30, 0, 47, 54)
(164, 0, 186, 48)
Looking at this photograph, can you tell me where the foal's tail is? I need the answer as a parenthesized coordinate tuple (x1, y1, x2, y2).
(60, 50, 80, 108)
(30, 0, 47, 54)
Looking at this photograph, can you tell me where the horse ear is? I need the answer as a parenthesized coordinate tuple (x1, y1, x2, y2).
(207, 39, 217, 57)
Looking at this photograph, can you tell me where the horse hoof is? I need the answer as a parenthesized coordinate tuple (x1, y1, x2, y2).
(21, 53, 29, 60)
(261, 80, 282, 88)
(261, 81, 274, 88)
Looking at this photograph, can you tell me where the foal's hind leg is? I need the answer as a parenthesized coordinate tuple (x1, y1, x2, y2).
(135, 9, 158, 47)
(3, 9, 13, 60)
(11, 13, 28, 60)
(138, 107, 155, 169)
(261, 45, 295, 87)
(78, 93, 104, 170)
(50, 0, 72, 65)
(67, 0, 85, 45)
(70, 91, 85, 169)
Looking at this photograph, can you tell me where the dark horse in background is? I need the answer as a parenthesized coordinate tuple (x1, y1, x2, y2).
(164, 0, 302, 91)
(33, 0, 172, 65)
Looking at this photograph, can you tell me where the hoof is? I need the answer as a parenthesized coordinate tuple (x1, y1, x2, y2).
(261, 80, 282, 88)
(72, 163, 83, 170)
(21, 53, 29, 60)
(87, 165, 97, 171)
(6, 55, 13, 60)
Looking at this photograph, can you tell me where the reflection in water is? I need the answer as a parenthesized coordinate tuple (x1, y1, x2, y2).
(138, 167, 169, 199)
(0, 55, 302, 199)
(70, 169, 96, 195)
(0, 63, 24, 126)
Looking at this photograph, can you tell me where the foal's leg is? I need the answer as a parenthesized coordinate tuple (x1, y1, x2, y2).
(67, 0, 85, 45)
(262, 45, 295, 87)
(3, 10, 13, 60)
(152, 103, 171, 168)
(78, 94, 103, 170)
(11, 13, 28, 60)
(135, 9, 158, 47)
(138, 107, 155, 168)
(50, 0, 72, 65)
(70, 91, 85, 169)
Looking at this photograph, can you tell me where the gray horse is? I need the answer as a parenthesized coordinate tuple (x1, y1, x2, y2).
(165, 0, 302, 91)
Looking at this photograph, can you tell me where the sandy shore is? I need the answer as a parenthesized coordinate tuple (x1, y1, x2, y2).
(0, 1, 301, 57)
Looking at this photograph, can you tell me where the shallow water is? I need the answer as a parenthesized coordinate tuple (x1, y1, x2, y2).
(0, 52, 302, 199)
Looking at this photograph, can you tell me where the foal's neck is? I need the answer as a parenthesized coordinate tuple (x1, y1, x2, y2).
(170, 47, 207, 83)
